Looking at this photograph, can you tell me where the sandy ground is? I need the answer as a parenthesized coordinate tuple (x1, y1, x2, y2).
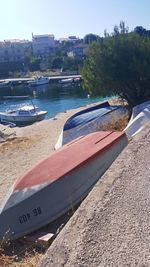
(38, 123, 150, 267)
(0, 102, 104, 207)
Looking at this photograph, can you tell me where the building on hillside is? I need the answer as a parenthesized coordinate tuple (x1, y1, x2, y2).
(68, 36, 79, 43)
(67, 44, 89, 58)
(0, 39, 31, 62)
(59, 36, 79, 44)
(32, 34, 55, 56)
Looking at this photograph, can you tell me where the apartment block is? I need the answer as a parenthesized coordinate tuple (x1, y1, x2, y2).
(0, 39, 31, 63)
(67, 44, 89, 58)
(32, 34, 55, 56)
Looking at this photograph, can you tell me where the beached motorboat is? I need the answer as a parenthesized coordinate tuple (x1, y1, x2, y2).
(28, 76, 49, 86)
(0, 131, 128, 241)
(55, 101, 129, 149)
(0, 104, 47, 125)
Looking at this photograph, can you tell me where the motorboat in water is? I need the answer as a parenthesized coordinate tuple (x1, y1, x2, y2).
(28, 76, 49, 86)
(59, 77, 81, 86)
(0, 104, 47, 125)
(59, 78, 74, 84)
(0, 131, 128, 241)
(55, 101, 129, 149)
(0, 81, 10, 88)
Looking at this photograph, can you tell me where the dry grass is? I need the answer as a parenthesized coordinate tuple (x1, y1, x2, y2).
(0, 239, 46, 267)
(97, 114, 129, 132)
(109, 98, 127, 106)
(0, 205, 80, 267)
(0, 135, 42, 153)
(0, 206, 78, 267)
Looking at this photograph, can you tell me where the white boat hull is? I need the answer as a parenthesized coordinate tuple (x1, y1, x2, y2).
(0, 132, 128, 241)
(124, 101, 150, 137)
(28, 77, 49, 86)
(0, 112, 47, 124)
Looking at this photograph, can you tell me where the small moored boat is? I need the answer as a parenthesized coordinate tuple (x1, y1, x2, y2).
(0, 104, 47, 125)
(0, 131, 128, 241)
(59, 78, 73, 84)
(0, 81, 10, 88)
(28, 76, 49, 86)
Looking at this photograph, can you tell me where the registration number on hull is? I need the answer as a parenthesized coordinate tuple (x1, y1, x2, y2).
(19, 207, 42, 224)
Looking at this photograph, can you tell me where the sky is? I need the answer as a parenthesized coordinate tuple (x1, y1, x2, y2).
(1, 0, 150, 41)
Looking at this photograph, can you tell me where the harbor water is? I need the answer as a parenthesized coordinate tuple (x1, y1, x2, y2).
(0, 83, 108, 120)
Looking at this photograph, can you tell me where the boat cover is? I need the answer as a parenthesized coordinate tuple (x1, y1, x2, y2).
(64, 101, 110, 130)
(55, 101, 127, 149)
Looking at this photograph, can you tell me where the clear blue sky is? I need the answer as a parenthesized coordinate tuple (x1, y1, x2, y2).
(1, 0, 150, 41)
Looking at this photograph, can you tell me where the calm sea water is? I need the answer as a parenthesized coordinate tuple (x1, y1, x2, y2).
(0, 83, 108, 119)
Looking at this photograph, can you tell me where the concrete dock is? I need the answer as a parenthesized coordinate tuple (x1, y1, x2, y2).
(0, 75, 82, 85)
(39, 125, 150, 267)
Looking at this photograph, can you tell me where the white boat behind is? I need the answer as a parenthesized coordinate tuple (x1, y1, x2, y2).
(0, 131, 128, 241)
(124, 100, 150, 137)
(28, 76, 49, 86)
(0, 104, 47, 125)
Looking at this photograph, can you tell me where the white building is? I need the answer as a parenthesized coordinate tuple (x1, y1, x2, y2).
(0, 39, 31, 62)
(32, 34, 55, 56)
(67, 44, 89, 58)
(59, 36, 79, 44)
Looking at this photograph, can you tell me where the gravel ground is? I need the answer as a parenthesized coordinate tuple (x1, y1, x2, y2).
(39, 124, 150, 267)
